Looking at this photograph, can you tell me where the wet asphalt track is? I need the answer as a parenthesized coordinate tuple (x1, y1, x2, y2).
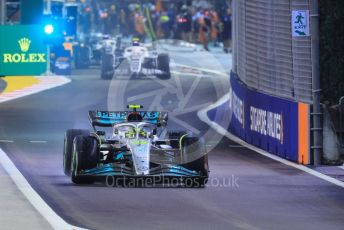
(0, 69, 344, 230)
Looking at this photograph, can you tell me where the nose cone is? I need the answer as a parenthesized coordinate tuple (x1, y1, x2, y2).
(128, 139, 151, 175)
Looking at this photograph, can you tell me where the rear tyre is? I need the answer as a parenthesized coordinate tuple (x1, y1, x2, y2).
(71, 135, 99, 184)
(63, 129, 89, 176)
(101, 54, 114, 80)
(74, 46, 91, 69)
(131, 72, 139, 79)
(156, 54, 171, 80)
(181, 136, 209, 188)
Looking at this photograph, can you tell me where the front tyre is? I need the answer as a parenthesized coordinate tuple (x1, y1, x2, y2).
(156, 54, 171, 80)
(167, 130, 188, 149)
(71, 135, 98, 184)
(101, 54, 114, 80)
(63, 129, 89, 176)
(181, 136, 209, 188)
(74, 46, 91, 69)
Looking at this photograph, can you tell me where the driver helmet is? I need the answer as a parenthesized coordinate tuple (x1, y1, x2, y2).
(127, 112, 143, 122)
(132, 37, 140, 46)
(103, 34, 110, 40)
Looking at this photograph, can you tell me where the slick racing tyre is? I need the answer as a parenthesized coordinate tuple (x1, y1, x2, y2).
(156, 54, 171, 80)
(131, 72, 140, 79)
(168, 130, 188, 140)
(101, 54, 114, 80)
(63, 129, 89, 176)
(74, 46, 91, 69)
(181, 136, 209, 188)
(167, 130, 188, 148)
(71, 135, 99, 184)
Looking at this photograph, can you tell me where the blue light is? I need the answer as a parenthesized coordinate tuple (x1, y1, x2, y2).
(44, 24, 54, 35)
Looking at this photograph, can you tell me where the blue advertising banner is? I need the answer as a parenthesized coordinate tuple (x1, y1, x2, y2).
(51, 45, 71, 75)
(207, 72, 310, 164)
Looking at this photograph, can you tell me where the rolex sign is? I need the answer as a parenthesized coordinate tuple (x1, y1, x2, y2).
(0, 25, 47, 75)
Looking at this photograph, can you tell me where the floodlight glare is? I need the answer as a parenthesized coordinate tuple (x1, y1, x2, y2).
(44, 24, 54, 35)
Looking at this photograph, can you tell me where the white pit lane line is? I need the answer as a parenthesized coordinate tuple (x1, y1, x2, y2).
(0, 140, 14, 143)
(172, 63, 228, 77)
(0, 76, 88, 229)
(338, 165, 344, 170)
(0, 149, 89, 230)
(29, 140, 48, 144)
(198, 92, 344, 189)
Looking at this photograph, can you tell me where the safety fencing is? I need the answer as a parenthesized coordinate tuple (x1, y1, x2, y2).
(232, 0, 313, 104)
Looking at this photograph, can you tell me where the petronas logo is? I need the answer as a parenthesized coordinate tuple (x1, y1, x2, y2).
(18, 38, 31, 52)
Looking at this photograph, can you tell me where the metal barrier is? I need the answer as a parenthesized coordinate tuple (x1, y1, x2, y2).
(232, 0, 313, 103)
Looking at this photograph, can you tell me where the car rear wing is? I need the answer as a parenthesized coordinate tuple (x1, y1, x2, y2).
(88, 110, 168, 128)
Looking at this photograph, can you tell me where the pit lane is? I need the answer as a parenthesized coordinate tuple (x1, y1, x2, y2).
(0, 68, 343, 230)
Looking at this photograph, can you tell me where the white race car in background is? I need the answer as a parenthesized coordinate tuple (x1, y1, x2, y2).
(100, 37, 171, 80)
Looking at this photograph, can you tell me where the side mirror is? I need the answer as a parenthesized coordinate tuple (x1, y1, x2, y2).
(100, 144, 112, 151)
(152, 128, 157, 135)
(161, 113, 168, 126)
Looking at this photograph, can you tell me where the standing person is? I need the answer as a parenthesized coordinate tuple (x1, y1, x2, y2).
(100, 7, 109, 34)
(109, 4, 118, 35)
(91, 0, 100, 30)
(176, 5, 192, 42)
(210, 9, 220, 46)
(167, 3, 176, 39)
(160, 11, 170, 39)
(221, 8, 232, 53)
(149, 5, 159, 35)
(134, 7, 146, 41)
(119, 8, 127, 37)
(80, 6, 92, 34)
(192, 6, 203, 41)
(198, 9, 211, 51)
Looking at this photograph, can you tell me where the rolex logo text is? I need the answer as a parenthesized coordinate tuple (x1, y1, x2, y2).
(3, 38, 46, 63)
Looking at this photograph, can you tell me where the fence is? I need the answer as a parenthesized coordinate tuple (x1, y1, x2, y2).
(232, 0, 313, 103)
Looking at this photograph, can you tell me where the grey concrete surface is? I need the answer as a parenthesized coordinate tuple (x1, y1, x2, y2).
(162, 43, 232, 74)
(314, 166, 344, 181)
(322, 105, 342, 163)
(0, 67, 343, 230)
(0, 163, 53, 230)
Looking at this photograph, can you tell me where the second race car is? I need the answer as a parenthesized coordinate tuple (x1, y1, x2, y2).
(100, 37, 171, 80)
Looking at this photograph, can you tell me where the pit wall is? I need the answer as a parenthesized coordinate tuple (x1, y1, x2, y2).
(207, 72, 310, 165)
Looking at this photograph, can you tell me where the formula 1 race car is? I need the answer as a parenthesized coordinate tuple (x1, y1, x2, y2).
(63, 105, 209, 187)
(100, 36, 123, 79)
(100, 38, 171, 80)
(74, 33, 107, 69)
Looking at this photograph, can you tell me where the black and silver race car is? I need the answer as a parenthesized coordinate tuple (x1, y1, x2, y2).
(74, 33, 104, 69)
(63, 105, 209, 187)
